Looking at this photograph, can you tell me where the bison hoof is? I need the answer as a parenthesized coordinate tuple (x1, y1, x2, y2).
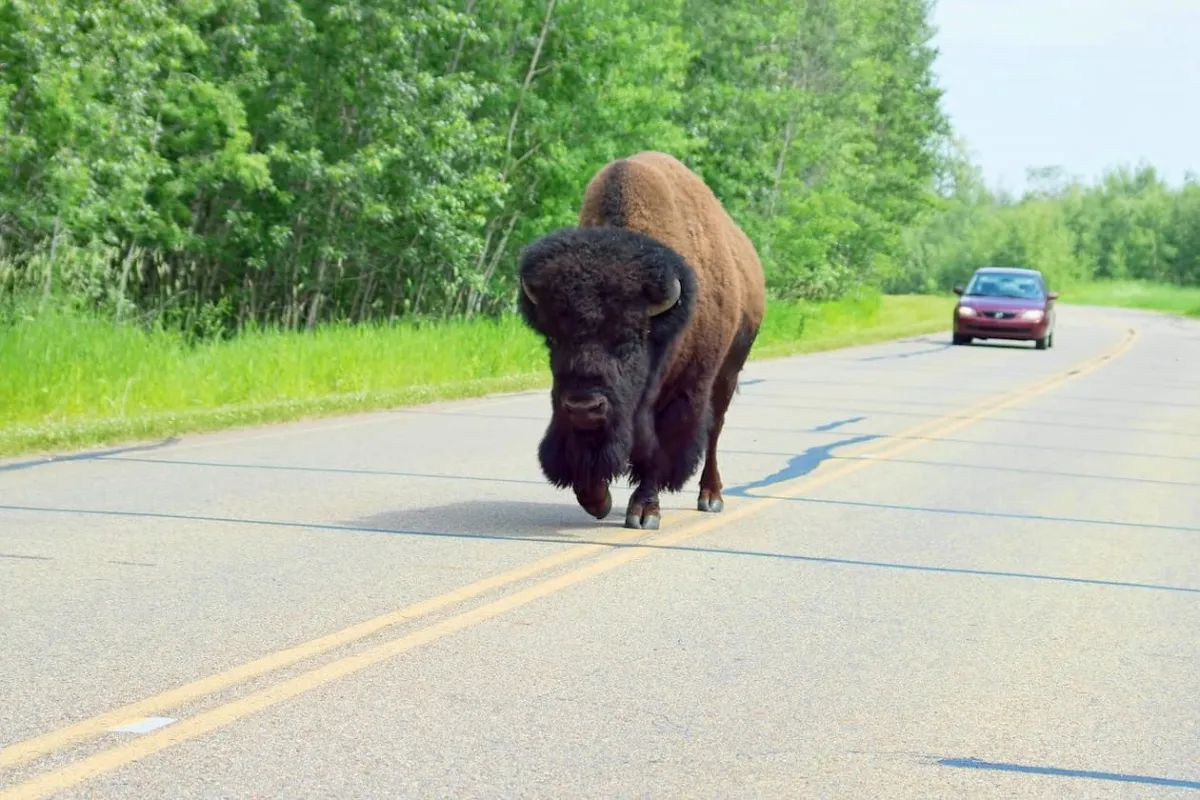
(576, 485, 612, 520)
(697, 489, 724, 513)
(623, 502, 660, 530)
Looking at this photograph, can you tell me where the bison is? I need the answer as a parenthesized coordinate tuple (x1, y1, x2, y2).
(515, 151, 767, 530)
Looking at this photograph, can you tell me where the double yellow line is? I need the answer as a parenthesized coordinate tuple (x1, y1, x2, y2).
(0, 326, 1139, 799)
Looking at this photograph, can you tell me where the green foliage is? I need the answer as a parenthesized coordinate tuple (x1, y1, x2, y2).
(1060, 280, 1200, 318)
(752, 288, 952, 357)
(678, 0, 948, 300)
(890, 140, 1200, 293)
(1, 0, 949, 330)
(0, 292, 950, 456)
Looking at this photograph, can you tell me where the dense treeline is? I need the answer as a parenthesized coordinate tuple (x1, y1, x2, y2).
(890, 140, 1200, 293)
(0, 0, 948, 332)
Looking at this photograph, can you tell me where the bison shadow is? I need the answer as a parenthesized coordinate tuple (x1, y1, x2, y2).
(342, 483, 734, 543)
(344, 498, 629, 542)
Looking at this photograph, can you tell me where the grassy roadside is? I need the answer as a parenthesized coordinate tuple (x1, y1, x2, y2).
(0, 291, 953, 458)
(1059, 279, 1200, 317)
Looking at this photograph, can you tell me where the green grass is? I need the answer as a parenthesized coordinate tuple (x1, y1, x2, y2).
(0, 290, 953, 458)
(8, 277, 1194, 461)
(752, 292, 951, 358)
(1060, 280, 1200, 317)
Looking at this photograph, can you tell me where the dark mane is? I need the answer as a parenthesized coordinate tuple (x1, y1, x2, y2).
(517, 225, 698, 357)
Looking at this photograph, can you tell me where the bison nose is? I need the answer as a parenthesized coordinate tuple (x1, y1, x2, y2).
(560, 391, 609, 427)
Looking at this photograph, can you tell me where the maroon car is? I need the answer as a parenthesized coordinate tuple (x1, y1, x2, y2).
(952, 267, 1058, 350)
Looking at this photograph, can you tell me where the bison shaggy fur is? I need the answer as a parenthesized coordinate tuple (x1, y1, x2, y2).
(516, 151, 767, 530)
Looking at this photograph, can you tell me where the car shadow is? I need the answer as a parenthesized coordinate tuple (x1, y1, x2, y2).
(958, 338, 1040, 350)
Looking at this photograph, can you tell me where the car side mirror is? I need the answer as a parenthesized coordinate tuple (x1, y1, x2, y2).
(1046, 292, 1058, 301)
(952, 286, 964, 296)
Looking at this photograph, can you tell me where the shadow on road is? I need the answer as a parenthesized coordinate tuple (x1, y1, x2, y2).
(0, 437, 180, 474)
(730, 451, 1198, 488)
(349, 499, 622, 537)
(724, 433, 880, 499)
(937, 757, 1200, 790)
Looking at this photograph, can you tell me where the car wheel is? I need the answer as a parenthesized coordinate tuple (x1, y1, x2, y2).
(1035, 336, 1048, 350)
(1048, 332, 1055, 348)
(952, 334, 971, 346)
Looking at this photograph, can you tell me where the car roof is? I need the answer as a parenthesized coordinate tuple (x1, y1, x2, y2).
(971, 266, 1043, 277)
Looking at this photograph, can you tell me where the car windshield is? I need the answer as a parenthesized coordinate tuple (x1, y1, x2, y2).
(965, 273, 1044, 299)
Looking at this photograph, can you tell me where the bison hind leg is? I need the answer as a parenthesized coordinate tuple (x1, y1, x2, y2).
(696, 373, 733, 513)
(698, 320, 760, 514)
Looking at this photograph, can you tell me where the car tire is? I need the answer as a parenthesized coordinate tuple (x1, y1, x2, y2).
(1048, 332, 1055, 348)
(1035, 336, 1048, 350)
(952, 334, 971, 346)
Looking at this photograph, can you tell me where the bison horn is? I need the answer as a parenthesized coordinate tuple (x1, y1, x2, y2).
(648, 277, 681, 317)
(521, 278, 538, 305)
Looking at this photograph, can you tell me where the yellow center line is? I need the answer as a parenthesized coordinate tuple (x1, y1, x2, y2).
(0, 530, 648, 771)
(0, 327, 1138, 798)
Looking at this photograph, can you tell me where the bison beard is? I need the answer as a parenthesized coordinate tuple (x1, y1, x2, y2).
(516, 151, 766, 531)
(536, 413, 634, 520)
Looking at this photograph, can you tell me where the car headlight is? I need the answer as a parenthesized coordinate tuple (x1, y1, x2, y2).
(1020, 309, 1044, 321)
(957, 306, 976, 317)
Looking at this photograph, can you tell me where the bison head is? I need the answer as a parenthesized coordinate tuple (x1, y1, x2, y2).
(516, 226, 698, 497)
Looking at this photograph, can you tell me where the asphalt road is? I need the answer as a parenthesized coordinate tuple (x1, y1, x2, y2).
(2, 304, 1198, 799)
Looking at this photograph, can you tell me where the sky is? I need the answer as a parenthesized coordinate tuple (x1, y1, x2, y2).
(929, 0, 1200, 194)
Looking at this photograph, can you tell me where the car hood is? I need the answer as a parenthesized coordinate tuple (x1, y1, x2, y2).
(959, 295, 1046, 311)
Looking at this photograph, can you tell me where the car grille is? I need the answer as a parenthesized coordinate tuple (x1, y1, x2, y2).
(980, 310, 1017, 320)
(972, 324, 1034, 334)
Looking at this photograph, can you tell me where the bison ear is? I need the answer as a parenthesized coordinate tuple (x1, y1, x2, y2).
(647, 277, 681, 317)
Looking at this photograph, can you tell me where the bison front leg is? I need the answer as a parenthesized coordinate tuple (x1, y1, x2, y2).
(537, 420, 621, 521)
(624, 483, 661, 530)
(626, 388, 711, 531)
(574, 480, 613, 520)
(624, 396, 664, 530)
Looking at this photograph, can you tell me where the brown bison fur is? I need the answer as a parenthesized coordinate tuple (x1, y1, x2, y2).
(516, 151, 767, 530)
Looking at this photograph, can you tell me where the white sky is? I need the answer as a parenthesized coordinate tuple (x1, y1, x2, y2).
(930, 0, 1200, 193)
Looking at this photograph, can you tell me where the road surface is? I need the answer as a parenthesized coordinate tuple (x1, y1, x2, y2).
(2, 304, 1198, 798)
